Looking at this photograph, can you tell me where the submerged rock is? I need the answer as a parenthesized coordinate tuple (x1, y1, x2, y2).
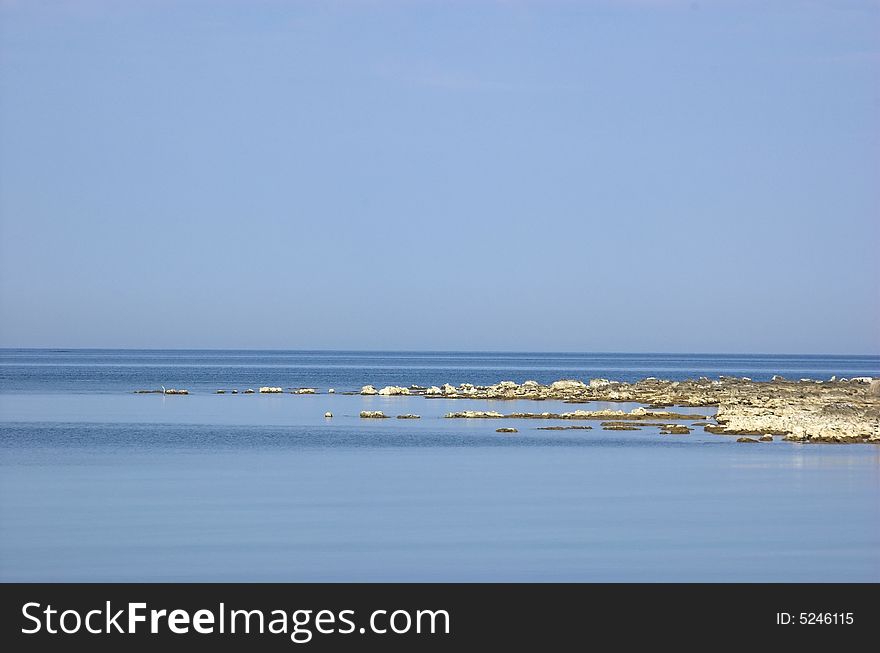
(396, 414, 421, 419)
(736, 437, 760, 443)
(602, 424, 641, 431)
(659, 424, 691, 435)
(496, 427, 518, 433)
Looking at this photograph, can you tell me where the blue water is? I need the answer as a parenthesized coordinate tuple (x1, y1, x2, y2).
(2, 349, 879, 394)
(1, 350, 878, 581)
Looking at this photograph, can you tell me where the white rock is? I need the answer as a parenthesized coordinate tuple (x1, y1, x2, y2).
(328, 388, 336, 394)
(324, 412, 333, 418)
(259, 386, 283, 393)
(550, 379, 588, 391)
(378, 385, 410, 396)
(360, 385, 378, 395)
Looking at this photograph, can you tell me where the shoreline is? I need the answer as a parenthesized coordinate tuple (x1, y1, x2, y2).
(134, 375, 880, 444)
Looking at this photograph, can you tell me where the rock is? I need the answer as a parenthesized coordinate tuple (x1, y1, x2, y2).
(771, 375, 786, 382)
(163, 388, 189, 395)
(294, 388, 316, 394)
(323, 373, 880, 444)
(759, 434, 774, 442)
(736, 437, 760, 443)
(244, 389, 255, 394)
(496, 427, 518, 433)
(328, 388, 336, 394)
(215, 390, 226, 394)
(550, 379, 588, 392)
(445, 411, 504, 418)
(359, 411, 388, 419)
(231, 390, 238, 394)
(602, 423, 642, 431)
(378, 386, 410, 396)
(396, 414, 421, 419)
(360, 385, 378, 395)
(870, 380, 880, 397)
(259, 387, 283, 393)
(324, 412, 333, 418)
(659, 424, 691, 435)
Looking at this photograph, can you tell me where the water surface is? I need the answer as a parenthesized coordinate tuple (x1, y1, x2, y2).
(1, 350, 877, 581)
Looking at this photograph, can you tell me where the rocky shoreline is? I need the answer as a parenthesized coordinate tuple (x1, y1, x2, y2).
(134, 375, 880, 444)
(361, 377, 879, 444)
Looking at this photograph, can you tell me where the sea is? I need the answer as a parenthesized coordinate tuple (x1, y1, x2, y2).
(1, 350, 878, 581)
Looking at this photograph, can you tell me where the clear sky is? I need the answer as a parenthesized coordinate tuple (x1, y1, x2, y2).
(0, 0, 877, 353)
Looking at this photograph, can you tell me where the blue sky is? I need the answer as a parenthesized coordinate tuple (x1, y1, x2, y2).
(0, 0, 878, 353)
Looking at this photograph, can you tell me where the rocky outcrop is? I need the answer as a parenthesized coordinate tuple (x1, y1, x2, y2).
(360, 385, 378, 395)
(549, 379, 588, 392)
(293, 388, 316, 394)
(359, 411, 388, 419)
(354, 374, 878, 444)
(445, 411, 505, 418)
(496, 427, 518, 433)
(713, 401, 879, 443)
(259, 387, 283, 393)
(378, 386, 410, 396)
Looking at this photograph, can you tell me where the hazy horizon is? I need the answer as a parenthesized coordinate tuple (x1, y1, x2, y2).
(2, 1, 878, 354)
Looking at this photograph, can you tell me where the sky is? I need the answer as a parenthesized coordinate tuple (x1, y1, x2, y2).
(0, 0, 878, 353)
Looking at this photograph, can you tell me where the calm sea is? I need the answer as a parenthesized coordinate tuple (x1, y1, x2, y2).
(1, 350, 878, 581)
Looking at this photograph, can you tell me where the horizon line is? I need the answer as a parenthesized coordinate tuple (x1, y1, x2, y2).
(1, 347, 879, 358)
